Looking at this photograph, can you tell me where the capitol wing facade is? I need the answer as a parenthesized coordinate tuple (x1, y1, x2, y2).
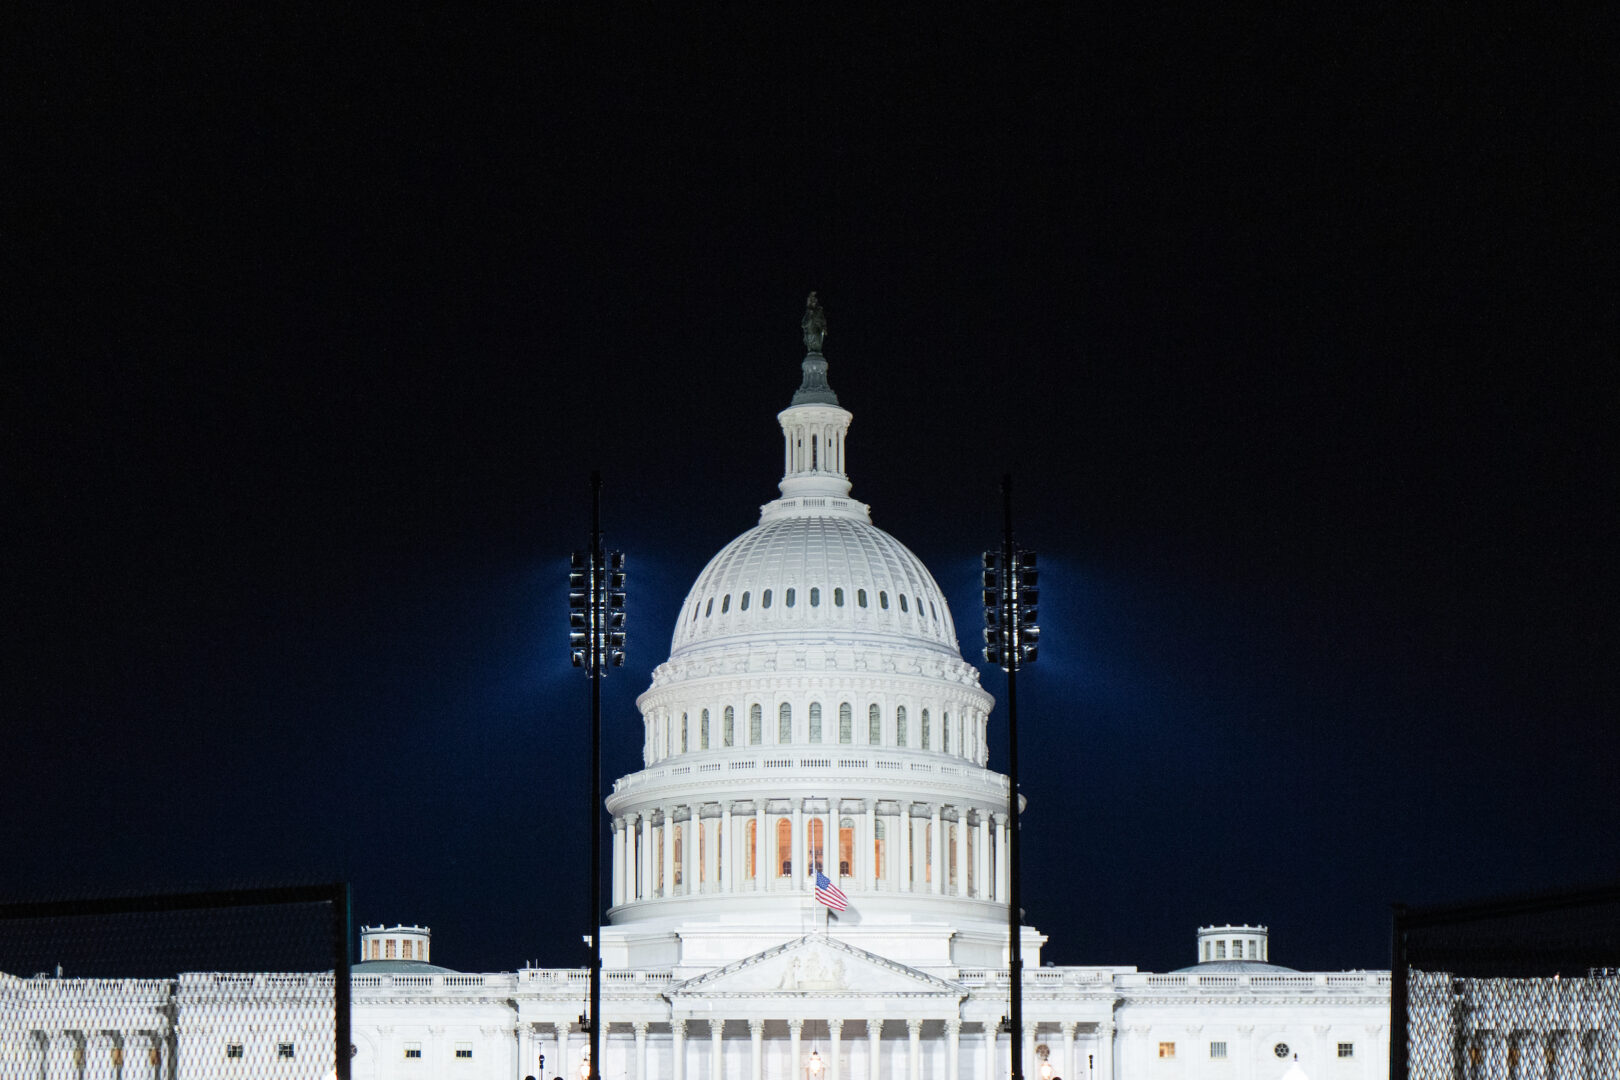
(2, 303, 1393, 1080)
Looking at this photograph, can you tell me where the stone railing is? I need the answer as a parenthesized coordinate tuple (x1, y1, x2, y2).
(951, 970, 1389, 994)
(613, 753, 1009, 798)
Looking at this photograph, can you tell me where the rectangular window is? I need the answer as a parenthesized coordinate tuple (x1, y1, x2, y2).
(1338, 1044, 1354, 1059)
(385, 939, 397, 958)
(1215, 940, 1226, 959)
(1210, 1042, 1227, 1060)
(225, 1043, 244, 1059)
(277, 1044, 295, 1060)
(455, 1044, 473, 1059)
(1159, 1043, 1176, 1059)
(405, 1044, 422, 1059)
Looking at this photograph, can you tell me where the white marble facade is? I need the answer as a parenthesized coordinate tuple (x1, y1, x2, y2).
(2, 314, 1396, 1080)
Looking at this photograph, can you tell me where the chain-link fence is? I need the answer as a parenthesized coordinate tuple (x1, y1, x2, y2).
(0, 886, 350, 1080)
(1392, 885, 1620, 1080)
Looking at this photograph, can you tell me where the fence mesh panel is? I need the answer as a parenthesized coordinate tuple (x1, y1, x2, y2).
(0, 889, 347, 1080)
(1395, 887, 1620, 1080)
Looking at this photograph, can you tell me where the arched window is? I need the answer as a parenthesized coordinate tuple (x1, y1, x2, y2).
(809, 702, 822, 743)
(896, 706, 908, 747)
(741, 591, 750, 611)
(879, 591, 889, 609)
(810, 587, 820, 607)
(942, 712, 949, 754)
(749, 704, 762, 745)
(681, 713, 688, 753)
(834, 587, 844, 607)
(899, 594, 909, 613)
(921, 708, 931, 750)
(724, 706, 735, 747)
(746, 819, 757, 879)
(786, 588, 796, 608)
(868, 704, 881, 744)
(700, 709, 710, 750)
(778, 702, 792, 743)
(857, 589, 868, 607)
(721, 594, 730, 614)
(763, 589, 773, 608)
(840, 817, 855, 876)
(673, 824, 683, 886)
(874, 818, 886, 880)
(924, 821, 932, 883)
(776, 818, 793, 877)
(839, 703, 852, 744)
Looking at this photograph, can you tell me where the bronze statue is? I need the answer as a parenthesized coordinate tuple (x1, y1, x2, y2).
(801, 291, 828, 354)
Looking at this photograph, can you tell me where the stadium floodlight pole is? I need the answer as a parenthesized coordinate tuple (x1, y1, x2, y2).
(983, 473, 1039, 1080)
(569, 471, 625, 1080)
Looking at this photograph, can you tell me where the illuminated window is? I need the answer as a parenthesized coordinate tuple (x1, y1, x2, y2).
(921, 709, 931, 750)
(1338, 1044, 1354, 1059)
(455, 1044, 473, 1059)
(741, 591, 750, 611)
(701, 709, 710, 750)
(1158, 1043, 1176, 1059)
(405, 1045, 422, 1059)
(874, 819, 886, 879)
(385, 939, 397, 959)
(839, 703, 852, 743)
(896, 706, 908, 747)
(924, 821, 932, 882)
(402, 940, 412, 959)
(777, 818, 792, 876)
(1210, 1043, 1227, 1060)
(779, 702, 792, 743)
(724, 706, 735, 746)
(746, 819, 757, 878)
(869, 704, 881, 744)
(674, 825, 683, 885)
(839, 818, 854, 876)
(785, 588, 796, 607)
(277, 1045, 295, 1060)
(750, 704, 762, 744)
(858, 589, 868, 607)
(809, 702, 822, 742)
(810, 587, 820, 607)
(763, 589, 772, 608)
(225, 1044, 243, 1059)
(834, 587, 844, 606)
(149, 1049, 161, 1066)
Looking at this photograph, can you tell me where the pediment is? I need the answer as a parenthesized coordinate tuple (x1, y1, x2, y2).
(671, 935, 961, 998)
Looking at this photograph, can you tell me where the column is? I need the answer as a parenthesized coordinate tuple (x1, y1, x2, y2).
(898, 804, 912, 892)
(907, 1020, 922, 1080)
(611, 819, 624, 907)
(721, 802, 733, 893)
(710, 1020, 724, 1080)
(557, 1027, 572, 1080)
(954, 809, 968, 897)
(1096, 1022, 1115, 1080)
(829, 1020, 843, 1080)
(754, 802, 765, 891)
(672, 1020, 686, 1080)
(929, 806, 942, 894)
(975, 813, 989, 900)
(634, 1023, 649, 1080)
(640, 814, 653, 899)
(945, 1020, 960, 1080)
(749, 1021, 764, 1080)
(865, 802, 877, 892)
(996, 814, 1010, 901)
(664, 808, 676, 897)
(868, 1020, 883, 1080)
(518, 1024, 534, 1079)
(1062, 1022, 1077, 1080)
(1023, 1022, 1038, 1080)
(684, 807, 696, 895)
(1313, 1025, 1332, 1077)
(1186, 1025, 1203, 1080)
(791, 802, 803, 889)
(789, 1021, 804, 1080)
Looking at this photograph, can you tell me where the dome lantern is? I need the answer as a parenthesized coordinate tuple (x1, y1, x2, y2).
(765, 293, 869, 523)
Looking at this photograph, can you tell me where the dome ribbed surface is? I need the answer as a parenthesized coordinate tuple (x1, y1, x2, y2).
(671, 516, 959, 655)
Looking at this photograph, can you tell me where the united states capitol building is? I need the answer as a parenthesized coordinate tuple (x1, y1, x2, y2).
(2, 302, 1391, 1080)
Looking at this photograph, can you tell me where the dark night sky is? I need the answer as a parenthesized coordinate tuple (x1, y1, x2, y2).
(6, 7, 1614, 977)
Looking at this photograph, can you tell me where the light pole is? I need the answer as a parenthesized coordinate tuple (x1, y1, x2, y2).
(982, 473, 1039, 1080)
(568, 472, 625, 1080)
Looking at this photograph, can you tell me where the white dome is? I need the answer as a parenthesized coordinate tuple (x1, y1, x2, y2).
(670, 515, 960, 657)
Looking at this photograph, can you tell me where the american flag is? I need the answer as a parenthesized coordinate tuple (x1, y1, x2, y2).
(813, 870, 849, 912)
